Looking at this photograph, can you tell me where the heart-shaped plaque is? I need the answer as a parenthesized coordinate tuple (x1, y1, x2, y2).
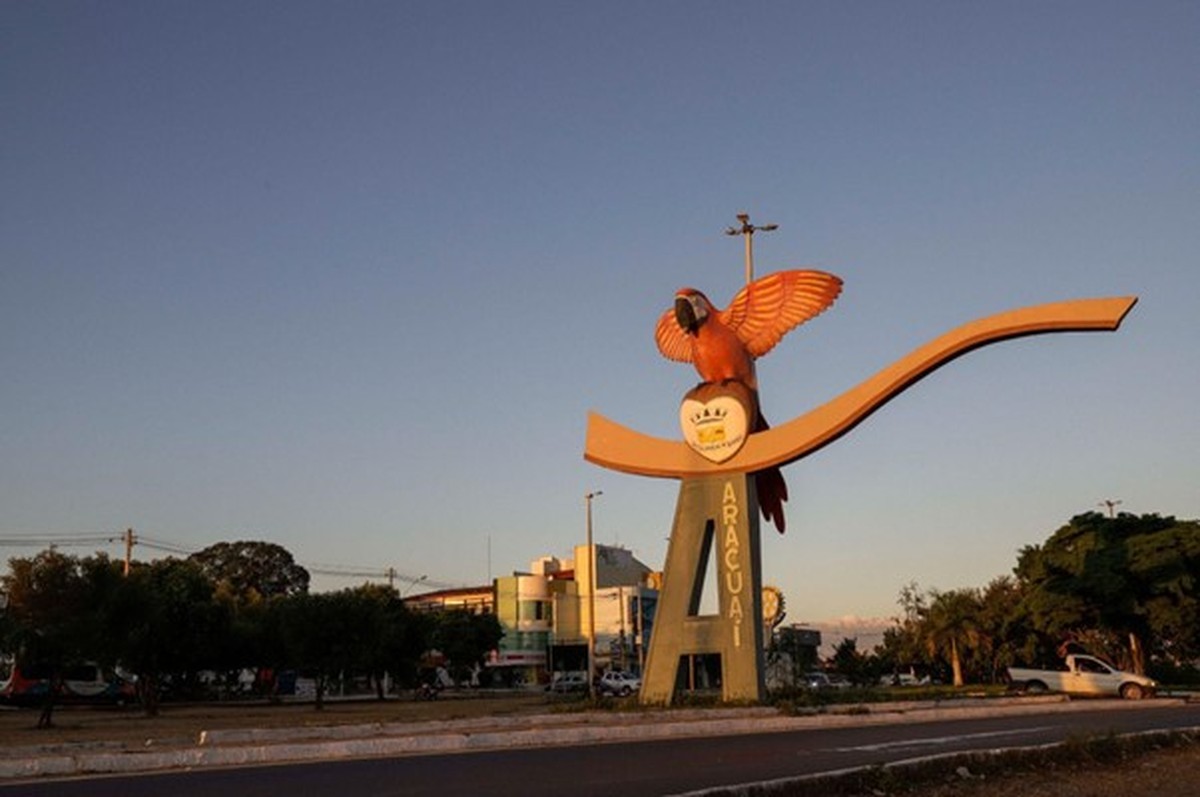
(680, 394, 749, 463)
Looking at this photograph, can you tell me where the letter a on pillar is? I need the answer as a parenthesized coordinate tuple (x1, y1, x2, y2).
(640, 474, 765, 704)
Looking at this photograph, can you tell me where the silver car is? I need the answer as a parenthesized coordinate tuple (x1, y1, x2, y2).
(598, 670, 642, 697)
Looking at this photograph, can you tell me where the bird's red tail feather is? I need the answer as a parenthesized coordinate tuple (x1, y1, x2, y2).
(755, 466, 788, 534)
(752, 408, 788, 533)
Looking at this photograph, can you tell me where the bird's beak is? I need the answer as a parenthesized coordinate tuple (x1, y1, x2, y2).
(675, 294, 706, 334)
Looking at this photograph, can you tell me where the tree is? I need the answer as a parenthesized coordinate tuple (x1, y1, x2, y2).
(352, 584, 429, 697)
(876, 512, 1198, 685)
(430, 610, 503, 685)
(880, 581, 1016, 686)
(1124, 518, 1200, 663)
(976, 576, 1041, 683)
(1, 551, 122, 728)
(188, 541, 309, 606)
(111, 558, 230, 715)
(924, 588, 983, 687)
(1016, 512, 1195, 674)
(830, 637, 874, 687)
(877, 582, 932, 681)
(232, 596, 294, 702)
(277, 589, 388, 709)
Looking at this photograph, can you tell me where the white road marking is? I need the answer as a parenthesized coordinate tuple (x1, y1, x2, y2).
(830, 726, 1055, 753)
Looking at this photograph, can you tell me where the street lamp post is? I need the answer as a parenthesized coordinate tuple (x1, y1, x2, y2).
(401, 574, 428, 598)
(585, 490, 603, 699)
(724, 212, 778, 284)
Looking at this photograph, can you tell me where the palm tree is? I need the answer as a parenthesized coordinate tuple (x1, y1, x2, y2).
(924, 588, 983, 687)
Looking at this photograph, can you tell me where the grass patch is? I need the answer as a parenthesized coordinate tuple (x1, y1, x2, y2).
(552, 683, 1021, 717)
(768, 683, 1011, 714)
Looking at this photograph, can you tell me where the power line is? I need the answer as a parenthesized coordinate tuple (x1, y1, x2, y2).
(136, 535, 197, 556)
(306, 562, 455, 590)
(0, 531, 457, 590)
(0, 533, 123, 547)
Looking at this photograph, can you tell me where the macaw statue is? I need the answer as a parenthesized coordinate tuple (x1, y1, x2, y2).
(654, 269, 843, 532)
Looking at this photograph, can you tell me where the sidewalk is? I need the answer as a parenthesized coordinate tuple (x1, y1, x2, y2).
(1, 695, 1192, 780)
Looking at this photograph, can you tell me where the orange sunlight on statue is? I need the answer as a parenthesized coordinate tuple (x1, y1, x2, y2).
(654, 270, 843, 533)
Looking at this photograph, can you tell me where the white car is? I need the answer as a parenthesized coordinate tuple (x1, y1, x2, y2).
(880, 671, 932, 687)
(1008, 654, 1157, 700)
(598, 670, 641, 697)
(547, 671, 588, 693)
(804, 671, 850, 689)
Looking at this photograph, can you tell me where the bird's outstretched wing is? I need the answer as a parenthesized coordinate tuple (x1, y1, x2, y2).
(655, 305, 695, 363)
(720, 270, 843, 359)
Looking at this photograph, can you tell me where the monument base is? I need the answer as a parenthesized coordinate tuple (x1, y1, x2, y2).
(639, 473, 765, 705)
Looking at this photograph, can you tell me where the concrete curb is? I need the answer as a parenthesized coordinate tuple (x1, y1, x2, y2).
(197, 705, 781, 745)
(0, 696, 1187, 781)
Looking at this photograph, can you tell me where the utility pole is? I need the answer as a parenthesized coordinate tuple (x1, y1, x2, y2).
(585, 490, 602, 699)
(725, 212, 778, 284)
(1099, 499, 1123, 518)
(123, 528, 135, 576)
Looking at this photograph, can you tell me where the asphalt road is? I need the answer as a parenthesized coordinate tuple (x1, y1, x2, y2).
(9, 703, 1200, 797)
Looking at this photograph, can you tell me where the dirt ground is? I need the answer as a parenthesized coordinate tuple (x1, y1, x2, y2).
(881, 743, 1200, 797)
(0, 692, 554, 748)
(2, 693, 1198, 795)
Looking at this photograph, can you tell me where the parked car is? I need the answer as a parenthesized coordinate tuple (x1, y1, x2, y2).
(547, 671, 588, 693)
(804, 671, 850, 689)
(1008, 654, 1157, 700)
(597, 670, 642, 697)
(880, 672, 932, 687)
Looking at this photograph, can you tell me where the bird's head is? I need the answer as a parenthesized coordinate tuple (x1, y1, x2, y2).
(674, 288, 712, 335)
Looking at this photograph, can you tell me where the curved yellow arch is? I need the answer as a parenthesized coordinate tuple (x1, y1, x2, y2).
(584, 296, 1137, 479)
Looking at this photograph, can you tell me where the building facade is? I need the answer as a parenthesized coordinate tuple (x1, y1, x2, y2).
(404, 546, 661, 687)
(404, 584, 495, 615)
(491, 574, 553, 685)
(487, 545, 660, 685)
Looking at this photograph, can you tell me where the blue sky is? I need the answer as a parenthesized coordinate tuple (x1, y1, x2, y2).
(3, 1, 1197, 622)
